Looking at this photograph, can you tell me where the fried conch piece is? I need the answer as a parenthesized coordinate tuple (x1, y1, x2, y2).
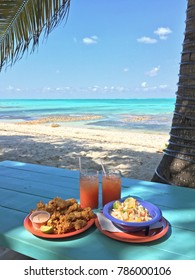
(73, 219, 87, 230)
(36, 201, 46, 211)
(32, 197, 95, 234)
(65, 208, 95, 222)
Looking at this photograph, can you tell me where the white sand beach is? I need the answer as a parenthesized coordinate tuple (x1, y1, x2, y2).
(0, 121, 169, 181)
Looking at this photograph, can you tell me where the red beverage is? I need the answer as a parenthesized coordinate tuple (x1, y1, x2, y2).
(102, 170, 121, 206)
(80, 170, 99, 209)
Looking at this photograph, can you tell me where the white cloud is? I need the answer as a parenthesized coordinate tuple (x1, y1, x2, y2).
(42, 87, 52, 92)
(116, 86, 125, 92)
(6, 85, 21, 92)
(82, 35, 99, 45)
(6, 85, 14, 90)
(159, 84, 168, 89)
(140, 82, 150, 91)
(154, 27, 172, 40)
(137, 36, 157, 44)
(85, 85, 128, 94)
(146, 66, 160, 77)
(136, 82, 169, 93)
(91, 85, 100, 92)
(141, 82, 147, 88)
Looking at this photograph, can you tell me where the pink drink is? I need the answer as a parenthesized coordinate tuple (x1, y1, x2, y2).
(102, 170, 121, 206)
(80, 170, 99, 209)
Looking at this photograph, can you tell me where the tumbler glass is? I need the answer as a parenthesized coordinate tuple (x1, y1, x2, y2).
(80, 169, 99, 209)
(102, 170, 121, 206)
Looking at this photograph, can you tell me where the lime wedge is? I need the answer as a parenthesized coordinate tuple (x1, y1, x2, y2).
(113, 200, 121, 209)
(124, 197, 136, 208)
(40, 225, 54, 234)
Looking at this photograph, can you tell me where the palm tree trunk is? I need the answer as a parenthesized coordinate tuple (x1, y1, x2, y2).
(152, 0, 195, 188)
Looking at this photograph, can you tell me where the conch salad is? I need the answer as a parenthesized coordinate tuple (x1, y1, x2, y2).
(111, 197, 152, 222)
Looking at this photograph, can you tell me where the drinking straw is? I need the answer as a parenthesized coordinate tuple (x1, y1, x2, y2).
(100, 160, 106, 174)
(79, 157, 82, 172)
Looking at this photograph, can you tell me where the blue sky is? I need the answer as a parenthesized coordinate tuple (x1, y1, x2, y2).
(0, 0, 187, 99)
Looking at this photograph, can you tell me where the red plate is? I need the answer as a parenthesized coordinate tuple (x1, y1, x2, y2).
(24, 214, 95, 239)
(95, 217, 169, 243)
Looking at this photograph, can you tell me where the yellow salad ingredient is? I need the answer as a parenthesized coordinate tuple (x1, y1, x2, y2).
(111, 197, 152, 223)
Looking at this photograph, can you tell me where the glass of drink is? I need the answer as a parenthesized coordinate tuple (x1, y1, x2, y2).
(102, 170, 121, 207)
(80, 169, 99, 209)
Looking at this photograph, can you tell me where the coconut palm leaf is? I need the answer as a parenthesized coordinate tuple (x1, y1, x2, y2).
(0, 0, 70, 71)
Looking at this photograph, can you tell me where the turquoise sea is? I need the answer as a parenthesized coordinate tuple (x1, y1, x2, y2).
(0, 99, 175, 132)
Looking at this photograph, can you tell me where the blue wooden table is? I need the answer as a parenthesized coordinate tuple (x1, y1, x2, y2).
(0, 160, 195, 260)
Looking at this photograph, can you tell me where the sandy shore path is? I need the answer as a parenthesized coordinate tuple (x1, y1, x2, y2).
(0, 122, 169, 181)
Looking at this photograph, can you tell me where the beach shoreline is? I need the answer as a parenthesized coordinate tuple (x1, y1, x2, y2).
(0, 121, 169, 181)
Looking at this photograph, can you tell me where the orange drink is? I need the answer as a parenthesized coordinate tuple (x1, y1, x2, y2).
(102, 170, 121, 206)
(80, 170, 99, 209)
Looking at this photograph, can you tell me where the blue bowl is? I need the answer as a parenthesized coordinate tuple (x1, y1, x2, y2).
(103, 197, 162, 232)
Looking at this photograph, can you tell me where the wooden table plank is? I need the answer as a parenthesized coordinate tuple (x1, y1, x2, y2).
(0, 175, 80, 200)
(0, 166, 79, 187)
(0, 160, 79, 178)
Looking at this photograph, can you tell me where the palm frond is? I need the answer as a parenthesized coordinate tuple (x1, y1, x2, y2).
(0, 0, 71, 71)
